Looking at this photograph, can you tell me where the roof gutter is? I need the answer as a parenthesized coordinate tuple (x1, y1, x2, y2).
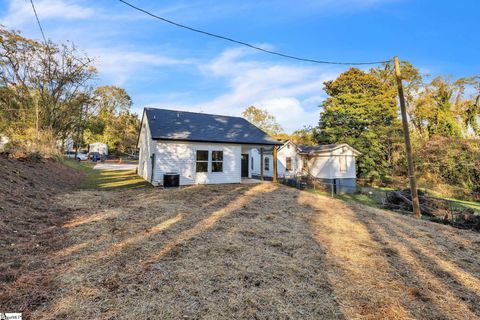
(150, 137, 283, 146)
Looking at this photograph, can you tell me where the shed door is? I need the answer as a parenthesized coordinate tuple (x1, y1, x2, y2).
(241, 154, 249, 177)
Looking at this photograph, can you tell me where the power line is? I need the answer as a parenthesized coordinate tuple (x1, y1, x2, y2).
(29, 0, 48, 45)
(117, 0, 391, 66)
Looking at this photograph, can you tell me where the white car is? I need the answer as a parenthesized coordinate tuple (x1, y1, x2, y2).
(64, 151, 88, 161)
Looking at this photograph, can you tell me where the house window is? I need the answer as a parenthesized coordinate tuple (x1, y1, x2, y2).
(339, 156, 347, 172)
(286, 157, 292, 171)
(251, 157, 253, 170)
(264, 157, 270, 171)
(196, 150, 208, 172)
(211, 151, 223, 172)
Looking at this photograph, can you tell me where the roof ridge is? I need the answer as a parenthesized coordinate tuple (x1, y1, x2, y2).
(144, 107, 244, 120)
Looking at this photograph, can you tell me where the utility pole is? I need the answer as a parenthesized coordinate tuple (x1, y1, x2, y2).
(394, 56, 421, 219)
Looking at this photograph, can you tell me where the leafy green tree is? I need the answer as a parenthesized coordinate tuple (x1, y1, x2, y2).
(316, 68, 401, 180)
(291, 126, 317, 146)
(371, 60, 426, 137)
(0, 27, 95, 154)
(83, 86, 139, 154)
(242, 106, 284, 136)
(415, 137, 480, 196)
(453, 76, 480, 137)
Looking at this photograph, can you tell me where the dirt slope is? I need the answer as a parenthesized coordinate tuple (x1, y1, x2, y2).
(0, 154, 84, 317)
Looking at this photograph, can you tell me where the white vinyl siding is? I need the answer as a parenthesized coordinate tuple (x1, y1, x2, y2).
(339, 156, 347, 172)
(307, 152, 356, 179)
(249, 141, 357, 180)
(137, 115, 155, 182)
(151, 141, 241, 185)
(249, 141, 303, 178)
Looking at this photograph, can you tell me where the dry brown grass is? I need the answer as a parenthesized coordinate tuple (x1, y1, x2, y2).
(302, 193, 480, 319)
(6, 181, 479, 319)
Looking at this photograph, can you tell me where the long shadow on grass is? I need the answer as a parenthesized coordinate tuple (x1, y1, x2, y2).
(303, 195, 416, 319)
(301, 191, 480, 319)
(39, 184, 346, 319)
(344, 201, 480, 319)
(354, 215, 460, 319)
(359, 213, 480, 317)
(38, 185, 252, 318)
(378, 210, 480, 289)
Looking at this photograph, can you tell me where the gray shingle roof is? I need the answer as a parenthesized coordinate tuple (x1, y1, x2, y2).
(298, 144, 341, 153)
(298, 143, 361, 154)
(144, 108, 282, 145)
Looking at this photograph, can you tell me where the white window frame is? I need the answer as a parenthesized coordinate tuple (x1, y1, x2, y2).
(196, 150, 209, 173)
(211, 150, 224, 173)
(286, 157, 292, 171)
(264, 156, 270, 171)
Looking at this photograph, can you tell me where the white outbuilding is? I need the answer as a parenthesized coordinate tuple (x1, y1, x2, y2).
(249, 140, 361, 193)
(88, 142, 109, 156)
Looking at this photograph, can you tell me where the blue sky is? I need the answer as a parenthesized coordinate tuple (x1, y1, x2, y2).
(1, 0, 478, 132)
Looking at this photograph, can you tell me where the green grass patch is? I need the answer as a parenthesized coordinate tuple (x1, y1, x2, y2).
(306, 185, 480, 216)
(306, 186, 384, 208)
(63, 160, 151, 190)
(418, 189, 480, 213)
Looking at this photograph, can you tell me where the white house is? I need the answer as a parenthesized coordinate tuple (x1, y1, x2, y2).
(137, 108, 283, 186)
(250, 140, 361, 192)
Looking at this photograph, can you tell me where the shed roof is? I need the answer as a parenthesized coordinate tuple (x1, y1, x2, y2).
(298, 143, 361, 155)
(143, 108, 282, 145)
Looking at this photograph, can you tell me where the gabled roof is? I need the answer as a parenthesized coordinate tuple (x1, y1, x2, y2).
(298, 143, 361, 155)
(142, 108, 282, 145)
(276, 140, 301, 152)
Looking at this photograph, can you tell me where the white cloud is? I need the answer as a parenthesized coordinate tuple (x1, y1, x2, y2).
(145, 47, 341, 133)
(86, 47, 195, 85)
(1, 0, 94, 28)
(254, 97, 319, 132)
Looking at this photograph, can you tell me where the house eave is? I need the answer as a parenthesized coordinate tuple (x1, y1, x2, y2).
(298, 144, 362, 156)
(151, 137, 283, 146)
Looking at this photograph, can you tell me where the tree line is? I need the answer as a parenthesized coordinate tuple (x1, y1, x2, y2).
(0, 27, 139, 156)
(244, 63, 480, 198)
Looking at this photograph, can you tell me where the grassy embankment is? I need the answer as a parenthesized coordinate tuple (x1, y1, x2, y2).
(63, 160, 151, 190)
(306, 185, 480, 215)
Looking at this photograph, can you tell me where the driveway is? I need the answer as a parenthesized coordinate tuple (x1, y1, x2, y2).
(93, 163, 137, 170)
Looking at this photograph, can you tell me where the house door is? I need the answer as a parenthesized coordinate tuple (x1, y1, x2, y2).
(241, 154, 249, 177)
